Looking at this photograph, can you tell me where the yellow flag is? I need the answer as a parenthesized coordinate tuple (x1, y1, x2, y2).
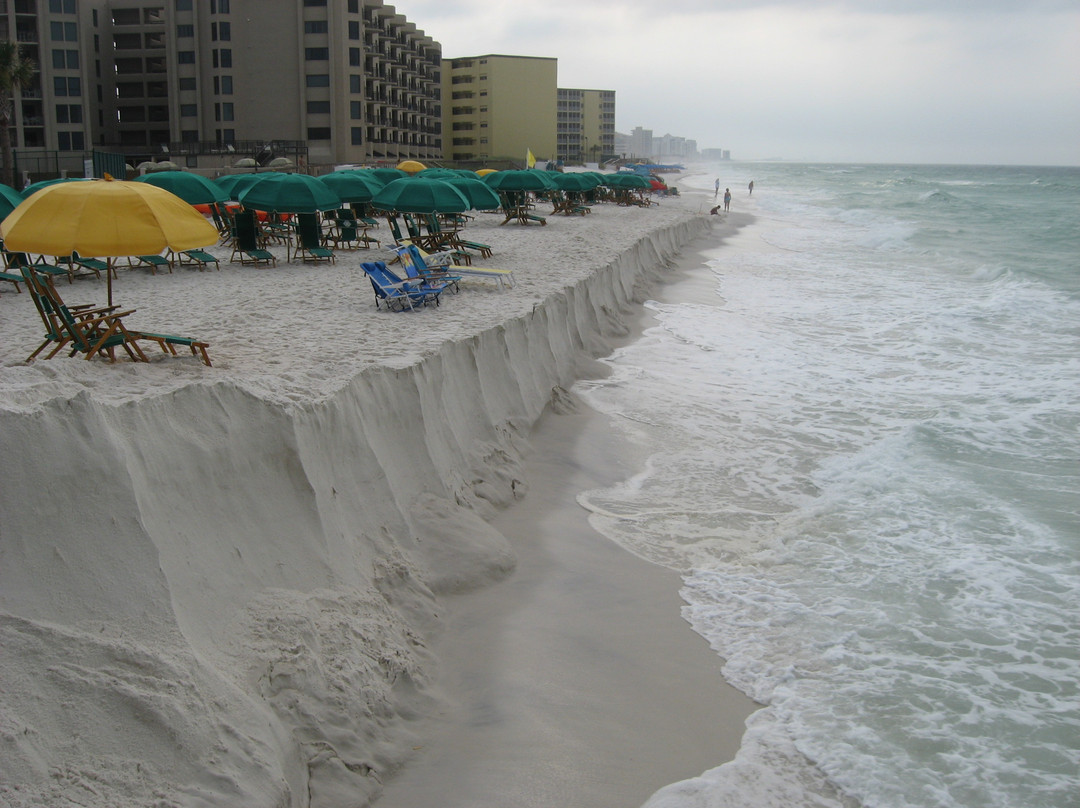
(526, 148, 536, 169)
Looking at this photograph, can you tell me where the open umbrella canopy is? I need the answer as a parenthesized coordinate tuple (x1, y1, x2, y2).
(604, 173, 652, 189)
(482, 169, 557, 192)
(416, 168, 462, 179)
(134, 170, 228, 205)
(237, 172, 340, 213)
(444, 176, 502, 210)
(22, 177, 92, 197)
(549, 173, 599, 192)
(0, 183, 25, 218)
(396, 160, 427, 174)
(369, 167, 408, 183)
(475, 168, 498, 177)
(371, 177, 470, 214)
(316, 170, 386, 203)
(0, 177, 219, 304)
(215, 173, 267, 200)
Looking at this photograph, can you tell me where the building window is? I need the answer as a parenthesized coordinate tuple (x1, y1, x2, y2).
(50, 0, 78, 11)
(219, 22, 231, 40)
(221, 102, 234, 121)
(176, 0, 193, 10)
(351, 127, 363, 145)
(349, 48, 361, 66)
(348, 20, 360, 39)
(306, 74, 330, 88)
(348, 0, 359, 12)
(221, 75, 233, 94)
(350, 100, 362, 119)
(176, 24, 194, 37)
(307, 100, 330, 114)
(307, 127, 331, 140)
(220, 49, 232, 68)
(304, 0, 327, 5)
(180, 104, 197, 117)
(349, 75, 362, 93)
(52, 77, 80, 97)
(305, 21, 328, 33)
(305, 48, 329, 61)
(181, 129, 199, 142)
(178, 51, 195, 64)
(178, 77, 196, 91)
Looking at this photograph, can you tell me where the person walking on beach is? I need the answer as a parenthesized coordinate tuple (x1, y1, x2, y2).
(748, 180, 754, 195)
(714, 178, 720, 198)
(723, 188, 732, 211)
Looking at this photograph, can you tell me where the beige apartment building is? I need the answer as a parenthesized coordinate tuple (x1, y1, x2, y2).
(442, 53, 556, 165)
(556, 87, 614, 165)
(1, 0, 441, 176)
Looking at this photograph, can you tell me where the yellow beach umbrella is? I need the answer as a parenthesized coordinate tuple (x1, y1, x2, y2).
(475, 168, 498, 177)
(1, 175, 219, 305)
(396, 160, 427, 174)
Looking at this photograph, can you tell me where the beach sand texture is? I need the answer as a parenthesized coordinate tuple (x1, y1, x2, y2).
(0, 184, 752, 807)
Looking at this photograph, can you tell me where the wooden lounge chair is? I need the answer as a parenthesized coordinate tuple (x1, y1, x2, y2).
(424, 214, 487, 261)
(0, 268, 22, 294)
(292, 213, 335, 263)
(172, 248, 221, 271)
(21, 265, 212, 365)
(229, 210, 276, 266)
(20, 264, 148, 363)
(328, 218, 379, 250)
(360, 261, 442, 311)
(128, 253, 173, 275)
(498, 193, 546, 226)
(60, 251, 110, 282)
(4, 248, 75, 285)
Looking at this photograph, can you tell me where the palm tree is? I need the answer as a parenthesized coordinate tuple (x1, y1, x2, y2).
(0, 41, 36, 188)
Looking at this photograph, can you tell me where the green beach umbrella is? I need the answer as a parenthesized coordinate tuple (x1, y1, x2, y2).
(215, 173, 267, 201)
(0, 183, 25, 218)
(444, 177, 502, 210)
(605, 173, 651, 189)
(21, 177, 92, 197)
(133, 170, 229, 205)
(317, 170, 386, 203)
(482, 169, 557, 192)
(550, 173, 598, 192)
(369, 167, 409, 183)
(237, 172, 341, 214)
(371, 177, 470, 214)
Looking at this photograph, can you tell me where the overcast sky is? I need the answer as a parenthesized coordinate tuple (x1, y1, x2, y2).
(395, 0, 1079, 166)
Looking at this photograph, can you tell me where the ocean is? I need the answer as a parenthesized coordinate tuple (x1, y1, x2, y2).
(574, 163, 1080, 808)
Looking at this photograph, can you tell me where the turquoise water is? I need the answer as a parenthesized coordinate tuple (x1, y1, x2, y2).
(577, 164, 1080, 808)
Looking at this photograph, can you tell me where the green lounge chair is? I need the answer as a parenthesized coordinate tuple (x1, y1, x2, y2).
(21, 265, 212, 365)
(173, 248, 221, 271)
(229, 210, 276, 266)
(292, 213, 335, 263)
(21, 265, 147, 363)
(128, 253, 173, 275)
(424, 214, 487, 261)
(4, 249, 72, 285)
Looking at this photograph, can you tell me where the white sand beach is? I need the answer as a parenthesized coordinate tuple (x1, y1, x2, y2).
(0, 180, 755, 807)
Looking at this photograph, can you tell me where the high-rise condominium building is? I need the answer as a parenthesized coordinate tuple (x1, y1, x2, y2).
(556, 87, 614, 165)
(1, 0, 441, 174)
(442, 54, 556, 164)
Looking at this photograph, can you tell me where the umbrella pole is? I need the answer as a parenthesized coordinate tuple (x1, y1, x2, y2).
(107, 257, 114, 307)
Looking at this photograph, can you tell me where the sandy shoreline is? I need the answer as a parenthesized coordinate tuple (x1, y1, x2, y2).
(1, 178, 754, 807)
(375, 237, 759, 807)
